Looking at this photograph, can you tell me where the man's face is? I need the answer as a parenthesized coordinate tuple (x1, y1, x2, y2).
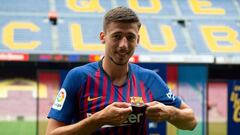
(100, 22, 140, 66)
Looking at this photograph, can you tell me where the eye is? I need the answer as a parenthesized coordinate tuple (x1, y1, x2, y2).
(127, 35, 136, 42)
(111, 33, 122, 40)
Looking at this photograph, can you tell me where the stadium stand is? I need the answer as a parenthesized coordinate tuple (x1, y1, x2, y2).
(56, 0, 111, 15)
(38, 71, 60, 120)
(177, 0, 239, 17)
(0, 0, 49, 13)
(187, 20, 240, 55)
(57, 17, 104, 54)
(0, 78, 37, 120)
(0, 16, 52, 53)
(0, 0, 239, 61)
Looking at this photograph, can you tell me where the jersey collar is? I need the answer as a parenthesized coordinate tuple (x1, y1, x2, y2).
(98, 57, 132, 82)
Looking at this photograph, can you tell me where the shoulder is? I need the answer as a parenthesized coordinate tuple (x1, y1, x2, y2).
(68, 62, 99, 76)
(130, 63, 158, 77)
(61, 62, 99, 91)
(64, 62, 99, 82)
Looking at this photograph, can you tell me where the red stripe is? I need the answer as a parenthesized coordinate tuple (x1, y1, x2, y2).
(117, 86, 124, 135)
(132, 74, 138, 96)
(118, 87, 123, 102)
(99, 75, 107, 110)
(109, 131, 114, 135)
(84, 75, 91, 115)
(117, 126, 123, 135)
(105, 80, 115, 135)
(126, 80, 131, 102)
(143, 121, 147, 135)
(109, 84, 114, 103)
(140, 81, 147, 103)
(92, 69, 100, 112)
(127, 129, 131, 135)
(148, 89, 154, 101)
(102, 75, 107, 97)
(99, 75, 107, 135)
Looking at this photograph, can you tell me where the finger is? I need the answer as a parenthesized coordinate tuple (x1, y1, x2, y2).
(146, 102, 165, 111)
(117, 106, 132, 114)
(113, 102, 131, 108)
(146, 105, 163, 112)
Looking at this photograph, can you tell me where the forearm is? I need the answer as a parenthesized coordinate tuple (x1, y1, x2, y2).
(48, 112, 103, 135)
(168, 106, 197, 130)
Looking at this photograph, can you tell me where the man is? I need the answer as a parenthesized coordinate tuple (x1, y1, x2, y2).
(46, 6, 196, 135)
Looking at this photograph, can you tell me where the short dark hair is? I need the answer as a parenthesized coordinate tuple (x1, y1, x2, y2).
(103, 6, 141, 32)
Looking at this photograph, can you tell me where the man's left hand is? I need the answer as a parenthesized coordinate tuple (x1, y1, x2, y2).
(145, 101, 173, 122)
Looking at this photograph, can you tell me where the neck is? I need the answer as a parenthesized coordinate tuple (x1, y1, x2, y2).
(102, 57, 129, 86)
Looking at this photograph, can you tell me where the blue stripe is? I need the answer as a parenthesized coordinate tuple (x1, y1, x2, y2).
(130, 77, 134, 97)
(88, 75, 94, 113)
(105, 78, 111, 104)
(114, 86, 118, 101)
(136, 75, 143, 97)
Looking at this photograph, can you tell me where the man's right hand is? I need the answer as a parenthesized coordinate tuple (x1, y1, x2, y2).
(96, 102, 132, 126)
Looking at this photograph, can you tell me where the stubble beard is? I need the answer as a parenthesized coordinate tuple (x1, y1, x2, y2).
(109, 55, 129, 66)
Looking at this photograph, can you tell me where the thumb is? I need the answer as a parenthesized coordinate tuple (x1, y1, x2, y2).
(118, 106, 132, 114)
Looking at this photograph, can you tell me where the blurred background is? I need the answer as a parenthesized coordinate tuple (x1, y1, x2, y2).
(0, 0, 240, 135)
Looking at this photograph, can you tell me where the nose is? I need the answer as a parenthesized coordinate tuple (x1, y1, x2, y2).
(119, 36, 128, 48)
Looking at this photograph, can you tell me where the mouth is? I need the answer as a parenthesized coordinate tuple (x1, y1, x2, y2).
(118, 52, 127, 56)
(117, 50, 129, 56)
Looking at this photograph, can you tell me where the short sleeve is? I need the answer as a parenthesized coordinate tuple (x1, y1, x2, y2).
(47, 68, 81, 124)
(149, 72, 182, 108)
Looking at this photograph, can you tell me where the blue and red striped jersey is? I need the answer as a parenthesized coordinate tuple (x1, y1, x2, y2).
(48, 60, 182, 135)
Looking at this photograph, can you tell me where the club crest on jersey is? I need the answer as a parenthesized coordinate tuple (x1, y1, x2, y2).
(52, 88, 66, 111)
(130, 96, 144, 105)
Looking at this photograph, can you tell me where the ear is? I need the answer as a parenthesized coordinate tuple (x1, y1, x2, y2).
(100, 32, 105, 44)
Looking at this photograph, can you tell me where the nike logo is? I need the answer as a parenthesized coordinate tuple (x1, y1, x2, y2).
(87, 96, 102, 101)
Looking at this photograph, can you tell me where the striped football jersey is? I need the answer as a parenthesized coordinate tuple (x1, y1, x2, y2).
(48, 59, 181, 135)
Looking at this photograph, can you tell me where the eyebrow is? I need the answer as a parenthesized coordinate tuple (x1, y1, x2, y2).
(111, 31, 136, 36)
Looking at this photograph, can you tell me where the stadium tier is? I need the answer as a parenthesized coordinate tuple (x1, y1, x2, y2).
(187, 20, 240, 55)
(0, 0, 240, 63)
(0, 0, 49, 13)
(0, 76, 58, 120)
(0, 16, 52, 53)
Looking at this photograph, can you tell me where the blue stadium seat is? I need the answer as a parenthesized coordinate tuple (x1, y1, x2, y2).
(56, 17, 191, 55)
(0, 0, 240, 58)
(136, 19, 191, 55)
(187, 20, 240, 55)
(57, 17, 103, 54)
(114, 0, 176, 16)
(0, 16, 53, 53)
(56, 0, 111, 17)
(178, 0, 239, 18)
(0, 0, 49, 13)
